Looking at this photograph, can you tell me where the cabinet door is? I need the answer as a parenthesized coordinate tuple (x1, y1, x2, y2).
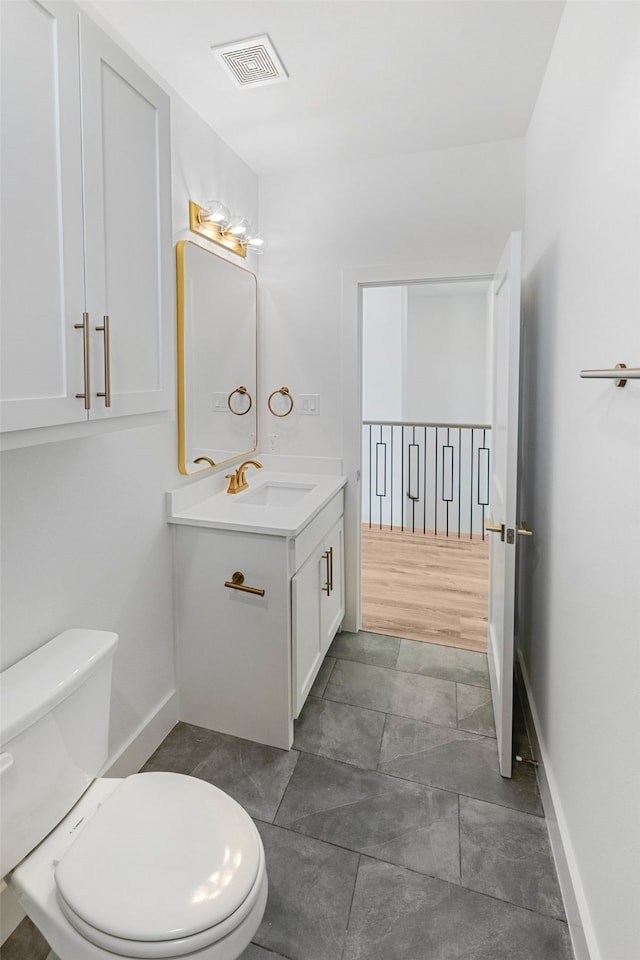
(292, 550, 323, 718)
(175, 527, 292, 749)
(1, 0, 87, 431)
(79, 15, 171, 419)
(321, 517, 345, 653)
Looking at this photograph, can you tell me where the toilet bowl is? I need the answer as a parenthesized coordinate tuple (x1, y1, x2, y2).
(1, 630, 267, 960)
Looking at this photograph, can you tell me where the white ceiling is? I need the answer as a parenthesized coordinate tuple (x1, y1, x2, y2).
(88, 0, 565, 177)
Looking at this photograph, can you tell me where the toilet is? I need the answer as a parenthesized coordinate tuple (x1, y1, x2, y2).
(0, 629, 267, 960)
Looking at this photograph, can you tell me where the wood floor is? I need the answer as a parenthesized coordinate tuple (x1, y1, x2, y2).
(361, 524, 489, 653)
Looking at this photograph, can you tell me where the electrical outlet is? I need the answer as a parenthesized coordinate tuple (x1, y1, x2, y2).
(299, 394, 320, 415)
(268, 434, 280, 454)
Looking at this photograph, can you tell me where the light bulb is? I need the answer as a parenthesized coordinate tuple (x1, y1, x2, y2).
(200, 200, 231, 230)
(227, 217, 251, 241)
(245, 235, 265, 254)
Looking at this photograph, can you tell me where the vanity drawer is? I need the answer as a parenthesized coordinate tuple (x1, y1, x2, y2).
(290, 490, 344, 573)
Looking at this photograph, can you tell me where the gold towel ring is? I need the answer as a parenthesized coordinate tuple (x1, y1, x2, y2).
(227, 386, 253, 416)
(267, 386, 294, 417)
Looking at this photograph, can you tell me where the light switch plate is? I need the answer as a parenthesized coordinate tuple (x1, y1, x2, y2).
(299, 394, 320, 415)
(211, 392, 228, 412)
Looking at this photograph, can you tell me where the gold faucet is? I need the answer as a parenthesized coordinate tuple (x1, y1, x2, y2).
(225, 459, 263, 494)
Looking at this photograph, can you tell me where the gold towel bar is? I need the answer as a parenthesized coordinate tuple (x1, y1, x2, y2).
(224, 571, 265, 597)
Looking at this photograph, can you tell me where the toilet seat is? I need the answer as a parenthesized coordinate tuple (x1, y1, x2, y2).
(54, 773, 264, 958)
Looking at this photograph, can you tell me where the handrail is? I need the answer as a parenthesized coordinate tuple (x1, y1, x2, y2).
(363, 419, 491, 430)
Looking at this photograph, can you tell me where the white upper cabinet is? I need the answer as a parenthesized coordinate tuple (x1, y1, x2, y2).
(1, 0, 86, 431)
(0, 0, 171, 435)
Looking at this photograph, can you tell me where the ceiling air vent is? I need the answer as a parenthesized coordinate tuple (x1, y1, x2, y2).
(211, 35, 288, 89)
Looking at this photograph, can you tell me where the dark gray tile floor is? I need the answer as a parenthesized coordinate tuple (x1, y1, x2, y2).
(4, 632, 574, 960)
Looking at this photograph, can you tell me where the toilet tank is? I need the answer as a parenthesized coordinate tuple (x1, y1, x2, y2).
(0, 629, 118, 877)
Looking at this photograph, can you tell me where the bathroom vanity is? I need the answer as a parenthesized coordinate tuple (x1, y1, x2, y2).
(168, 472, 346, 749)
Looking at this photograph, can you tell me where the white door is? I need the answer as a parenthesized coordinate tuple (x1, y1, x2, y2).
(486, 232, 529, 778)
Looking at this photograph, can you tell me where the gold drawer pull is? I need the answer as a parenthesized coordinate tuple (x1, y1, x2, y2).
(224, 571, 265, 597)
(322, 550, 331, 595)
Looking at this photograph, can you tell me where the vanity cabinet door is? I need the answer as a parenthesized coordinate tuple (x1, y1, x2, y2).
(292, 515, 345, 717)
(320, 517, 345, 654)
(79, 14, 171, 420)
(1, 0, 86, 432)
(174, 526, 293, 750)
(292, 550, 324, 718)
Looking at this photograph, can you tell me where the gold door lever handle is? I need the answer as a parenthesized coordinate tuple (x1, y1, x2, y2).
(485, 519, 504, 538)
(517, 522, 534, 537)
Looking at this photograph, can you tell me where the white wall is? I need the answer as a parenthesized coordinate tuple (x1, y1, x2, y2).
(362, 286, 405, 421)
(405, 287, 489, 424)
(521, 4, 640, 959)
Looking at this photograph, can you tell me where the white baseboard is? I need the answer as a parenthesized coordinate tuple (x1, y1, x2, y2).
(104, 690, 179, 778)
(516, 654, 594, 960)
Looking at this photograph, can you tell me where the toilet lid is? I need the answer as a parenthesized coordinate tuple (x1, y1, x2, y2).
(54, 773, 261, 943)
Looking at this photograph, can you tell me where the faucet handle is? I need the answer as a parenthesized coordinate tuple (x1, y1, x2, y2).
(225, 472, 240, 494)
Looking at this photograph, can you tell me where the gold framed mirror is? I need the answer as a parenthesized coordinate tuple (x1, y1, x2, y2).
(176, 240, 258, 475)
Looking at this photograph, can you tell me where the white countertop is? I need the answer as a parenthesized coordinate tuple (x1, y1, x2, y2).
(167, 471, 347, 537)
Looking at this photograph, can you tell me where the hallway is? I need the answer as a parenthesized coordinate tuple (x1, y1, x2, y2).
(4, 632, 573, 960)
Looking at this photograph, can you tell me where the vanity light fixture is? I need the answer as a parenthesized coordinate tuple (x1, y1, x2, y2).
(189, 200, 265, 257)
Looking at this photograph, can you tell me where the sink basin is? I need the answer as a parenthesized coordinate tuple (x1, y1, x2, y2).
(238, 481, 315, 507)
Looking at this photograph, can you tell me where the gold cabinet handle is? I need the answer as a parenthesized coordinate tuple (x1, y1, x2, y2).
(96, 315, 111, 407)
(224, 571, 265, 597)
(485, 518, 504, 538)
(517, 522, 534, 537)
(74, 312, 91, 409)
(322, 550, 331, 595)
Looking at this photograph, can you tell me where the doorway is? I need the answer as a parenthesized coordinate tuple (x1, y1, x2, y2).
(359, 278, 492, 653)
